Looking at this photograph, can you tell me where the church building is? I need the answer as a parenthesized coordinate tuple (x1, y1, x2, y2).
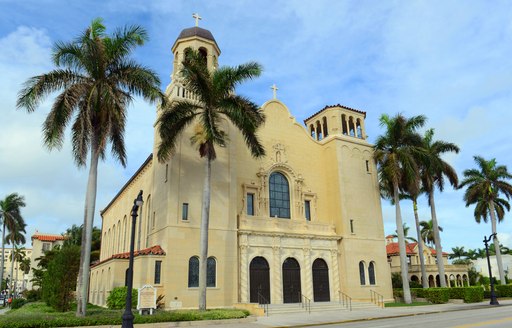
(89, 23, 393, 309)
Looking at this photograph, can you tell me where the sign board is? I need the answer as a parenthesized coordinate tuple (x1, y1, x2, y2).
(137, 285, 156, 313)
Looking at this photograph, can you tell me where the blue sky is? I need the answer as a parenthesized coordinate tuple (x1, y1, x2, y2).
(1, 1, 512, 253)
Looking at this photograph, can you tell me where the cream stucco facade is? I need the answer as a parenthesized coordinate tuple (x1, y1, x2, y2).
(89, 25, 393, 309)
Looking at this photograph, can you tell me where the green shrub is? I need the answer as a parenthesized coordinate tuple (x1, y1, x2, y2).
(496, 284, 512, 297)
(449, 287, 465, 299)
(464, 286, 484, 303)
(106, 287, 138, 310)
(409, 280, 422, 289)
(391, 273, 402, 288)
(410, 288, 428, 298)
(392, 288, 403, 299)
(11, 298, 26, 310)
(426, 288, 450, 304)
(22, 289, 41, 302)
(483, 289, 501, 298)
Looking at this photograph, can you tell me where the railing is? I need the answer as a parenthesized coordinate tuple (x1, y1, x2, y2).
(257, 292, 269, 316)
(370, 289, 384, 308)
(298, 292, 311, 314)
(338, 291, 352, 311)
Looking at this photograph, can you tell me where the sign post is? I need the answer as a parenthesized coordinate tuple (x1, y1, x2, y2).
(137, 285, 157, 314)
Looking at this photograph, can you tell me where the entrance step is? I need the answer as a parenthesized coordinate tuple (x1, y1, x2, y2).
(262, 301, 380, 315)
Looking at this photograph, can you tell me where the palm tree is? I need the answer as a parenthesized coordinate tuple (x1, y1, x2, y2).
(0, 193, 25, 295)
(8, 245, 26, 297)
(157, 49, 265, 310)
(374, 113, 426, 304)
(465, 249, 479, 260)
(6, 229, 26, 297)
(450, 246, 466, 260)
(419, 128, 459, 287)
(17, 18, 164, 316)
(392, 223, 417, 243)
(459, 156, 512, 285)
(19, 257, 30, 291)
(420, 219, 443, 246)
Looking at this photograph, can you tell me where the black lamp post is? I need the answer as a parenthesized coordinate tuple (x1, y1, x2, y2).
(483, 233, 499, 305)
(122, 190, 143, 328)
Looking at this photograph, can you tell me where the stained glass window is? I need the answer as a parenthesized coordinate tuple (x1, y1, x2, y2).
(269, 172, 290, 218)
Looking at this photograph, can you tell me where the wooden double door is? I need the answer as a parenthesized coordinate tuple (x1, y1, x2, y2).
(250, 257, 270, 303)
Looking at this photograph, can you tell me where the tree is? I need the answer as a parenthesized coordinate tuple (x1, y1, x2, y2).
(374, 113, 426, 304)
(63, 224, 102, 262)
(5, 215, 26, 297)
(420, 219, 443, 246)
(42, 245, 80, 311)
(0, 193, 25, 293)
(19, 257, 30, 291)
(157, 49, 265, 310)
(17, 18, 164, 316)
(450, 246, 466, 260)
(9, 246, 26, 296)
(459, 156, 512, 285)
(392, 223, 417, 243)
(419, 128, 459, 288)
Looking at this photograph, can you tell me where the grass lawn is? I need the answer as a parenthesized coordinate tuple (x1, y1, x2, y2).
(385, 301, 431, 307)
(0, 302, 250, 328)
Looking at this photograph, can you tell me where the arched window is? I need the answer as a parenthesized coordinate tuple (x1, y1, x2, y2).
(269, 172, 290, 218)
(198, 47, 208, 65)
(359, 261, 366, 285)
(341, 114, 348, 135)
(322, 117, 328, 137)
(310, 125, 315, 138)
(207, 257, 216, 287)
(356, 119, 363, 138)
(316, 121, 322, 140)
(188, 256, 199, 287)
(368, 261, 376, 285)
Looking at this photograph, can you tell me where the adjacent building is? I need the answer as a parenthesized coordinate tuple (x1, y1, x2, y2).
(385, 236, 469, 287)
(89, 24, 393, 309)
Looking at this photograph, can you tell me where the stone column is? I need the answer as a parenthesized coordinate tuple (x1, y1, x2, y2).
(331, 248, 340, 301)
(272, 245, 282, 304)
(240, 244, 249, 303)
(303, 247, 313, 300)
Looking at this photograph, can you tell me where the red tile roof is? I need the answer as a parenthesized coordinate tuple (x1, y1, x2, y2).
(91, 245, 165, 268)
(386, 242, 448, 256)
(303, 104, 367, 123)
(31, 234, 66, 242)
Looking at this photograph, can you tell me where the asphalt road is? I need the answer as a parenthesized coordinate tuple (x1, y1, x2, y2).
(314, 306, 512, 328)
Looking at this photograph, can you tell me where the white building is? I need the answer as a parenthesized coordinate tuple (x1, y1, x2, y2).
(472, 254, 512, 280)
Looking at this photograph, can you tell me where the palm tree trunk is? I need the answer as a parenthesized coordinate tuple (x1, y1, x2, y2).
(76, 143, 100, 317)
(413, 200, 428, 288)
(14, 261, 18, 297)
(9, 244, 14, 297)
(0, 221, 6, 292)
(489, 201, 506, 284)
(429, 191, 446, 287)
(198, 158, 211, 311)
(394, 183, 411, 303)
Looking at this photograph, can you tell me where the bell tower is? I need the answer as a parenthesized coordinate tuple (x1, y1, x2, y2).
(165, 15, 221, 100)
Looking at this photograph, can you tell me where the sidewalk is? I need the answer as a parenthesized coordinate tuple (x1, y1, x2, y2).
(155, 299, 512, 328)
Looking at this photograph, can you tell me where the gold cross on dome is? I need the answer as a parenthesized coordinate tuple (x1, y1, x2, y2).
(192, 13, 202, 27)
(271, 84, 278, 99)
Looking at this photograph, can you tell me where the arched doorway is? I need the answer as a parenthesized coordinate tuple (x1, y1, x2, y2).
(282, 258, 301, 303)
(428, 275, 435, 287)
(312, 258, 330, 302)
(250, 257, 270, 303)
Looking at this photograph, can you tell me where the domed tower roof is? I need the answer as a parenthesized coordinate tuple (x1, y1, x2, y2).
(171, 26, 220, 54)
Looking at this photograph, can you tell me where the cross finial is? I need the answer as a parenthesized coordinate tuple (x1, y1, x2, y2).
(271, 84, 278, 99)
(192, 13, 202, 27)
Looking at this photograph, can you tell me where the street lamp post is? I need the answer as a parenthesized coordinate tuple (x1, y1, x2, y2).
(122, 190, 143, 328)
(483, 233, 499, 306)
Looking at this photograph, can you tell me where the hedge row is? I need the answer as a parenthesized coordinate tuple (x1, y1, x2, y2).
(410, 286, 484, 303)
(495, 284, 512, 297)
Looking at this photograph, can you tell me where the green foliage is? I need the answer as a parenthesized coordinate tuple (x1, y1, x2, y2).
(495, 284, 512, 297)
(410, 288, 427, 298)
(409, 280, 422, 288)
(42, 245, 80, 311)
(391, 272, 402, 288)
(106, 287, 138, 310)
(468, 267, 480, 286)
(451, 259, 472, 265)
(0, 301, 249, 328)
(22, 289, 41, 302)
(464, 286, 484, 303)
(448, 287, 465, 299)
(393, 288, 403, 299)
(426, 288, 450, 304)
(11, 298, 26, 309)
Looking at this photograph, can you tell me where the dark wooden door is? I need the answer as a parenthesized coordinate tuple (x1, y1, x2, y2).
(282, 258, 301, 303)
(312, 258, 330, 302)
(250, 257, 270, 303)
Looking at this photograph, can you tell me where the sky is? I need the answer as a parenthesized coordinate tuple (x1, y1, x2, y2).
(1, 0, 512, 254)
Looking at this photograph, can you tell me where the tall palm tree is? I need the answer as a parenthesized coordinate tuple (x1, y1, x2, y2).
(420, 219, 443, 246)
(157, 49, 265, 310)
(6, 229, 26, 297)
(17, 18, 164, 316)
(392, 223, 417, 243)
(19, 257, 30, 292)
(374, 113, 426, 304)
(419, 128, 459, 287)
(8, 245, 26, 297)
(460, 156, 512, 284)
(0, 193, 25, 295)
(450, 246, 466, 260)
